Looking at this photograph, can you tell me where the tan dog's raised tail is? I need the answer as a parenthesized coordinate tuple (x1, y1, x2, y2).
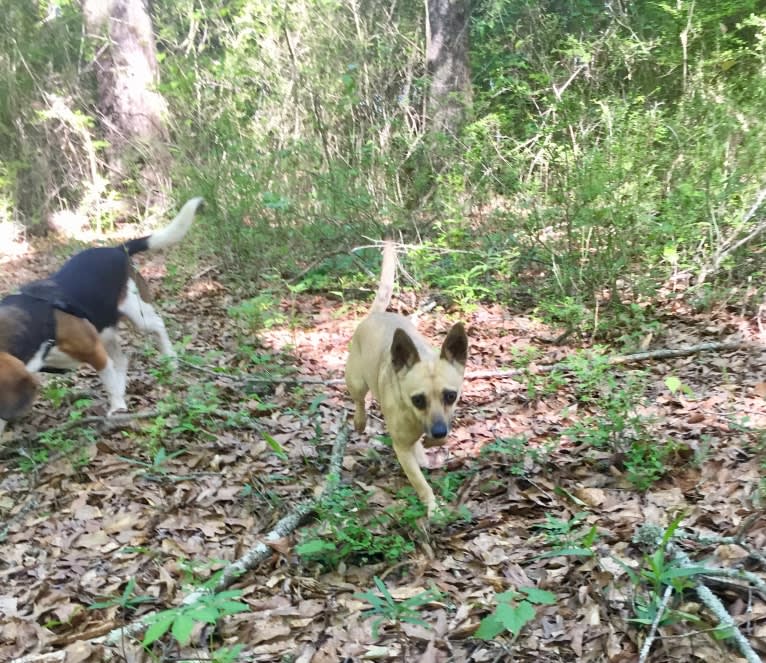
(345, 241, 468, 516)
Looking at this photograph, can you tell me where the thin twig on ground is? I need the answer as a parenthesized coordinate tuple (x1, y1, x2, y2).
(11, 406, 261, 452)
(699, 567, 766, 600)
(8, 653, 65, 663)
(13, 407, 181, 446)
(463, 340, 747, 380)
(637, 584, 673, 663)
(635, 524, 763, 663)
(676, 527, 766, 568)
(8, 426, 349, 661)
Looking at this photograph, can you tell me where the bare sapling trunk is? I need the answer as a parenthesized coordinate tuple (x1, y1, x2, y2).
(81, 0, 170, 211)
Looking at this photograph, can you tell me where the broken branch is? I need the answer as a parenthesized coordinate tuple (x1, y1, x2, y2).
(463, 340, 748, 381)
(668, 542, 762, 663)
(637, 584, 673, 663)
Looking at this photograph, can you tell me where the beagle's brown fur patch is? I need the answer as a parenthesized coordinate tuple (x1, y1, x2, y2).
(0, 352, 39, 420)
(53, 310, 108, 371)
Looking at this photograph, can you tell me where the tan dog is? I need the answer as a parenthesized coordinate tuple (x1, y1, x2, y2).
(345, 241, 468, 516)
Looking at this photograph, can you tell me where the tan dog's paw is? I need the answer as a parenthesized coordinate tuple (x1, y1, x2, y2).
(426, 501, 437, 518)
(353, 410, 367, 433)
(421, 488, 438, 518)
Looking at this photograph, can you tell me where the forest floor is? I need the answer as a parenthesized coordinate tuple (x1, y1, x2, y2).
(0, 235, 765, 663)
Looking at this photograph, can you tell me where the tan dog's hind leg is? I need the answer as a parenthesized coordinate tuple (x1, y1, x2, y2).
(345, 349, 369, 433)
(393, 439, 437, 517)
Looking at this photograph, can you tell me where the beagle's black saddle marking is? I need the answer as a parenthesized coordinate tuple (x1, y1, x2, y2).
(0, 197, 204, 431)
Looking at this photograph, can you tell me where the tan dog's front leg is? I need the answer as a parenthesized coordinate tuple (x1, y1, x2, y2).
(393, 439, 436, 517)
(352, 400, 367, 433)
(345, 367, 369, 433)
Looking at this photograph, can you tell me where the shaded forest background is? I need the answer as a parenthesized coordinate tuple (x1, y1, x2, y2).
(1, 0, 765, 337)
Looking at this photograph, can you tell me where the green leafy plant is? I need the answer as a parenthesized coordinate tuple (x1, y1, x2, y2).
(623, 437, 679, 492)
(17, 396, 96, 472)
(480, 435, 552, 477)
(172, 383, 221, 435)
(534, 512, 599, 558)
(622, 516, 710, 630)
(474, 586, 557, 641)
(40, 378, 71, 408)
(89, 577, 154, 614)
(142, 590, 249, 649)
(559, 349, 681, 490)
(356, 576, 441, 639)
(149, 353, 179, 385)
(296, 486, 417, 569)
(120, 446, 186, 479)
(140, 383, 221, 455)
(228, 292, 286, 335)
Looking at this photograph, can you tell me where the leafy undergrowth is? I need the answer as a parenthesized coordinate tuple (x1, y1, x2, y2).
(0, 243, 765, 662)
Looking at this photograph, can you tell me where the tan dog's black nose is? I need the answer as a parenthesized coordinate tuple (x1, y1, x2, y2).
(430, 420, 448, 438)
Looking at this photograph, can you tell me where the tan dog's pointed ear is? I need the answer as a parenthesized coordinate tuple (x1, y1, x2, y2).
(440, 322, 468, 367)
(0, 353, 39, 420)
(391, 328, 420, 372)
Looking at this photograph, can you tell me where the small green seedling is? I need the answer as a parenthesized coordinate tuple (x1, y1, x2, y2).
(142, 590, 249, 648)
(356, 576, 441, 638)
(90, 578, 154, 613)
(534, 511, 599, 558)
(474, 587, 557, 641)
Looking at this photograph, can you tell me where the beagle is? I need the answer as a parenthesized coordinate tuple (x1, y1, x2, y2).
(0, 197, 204, 435)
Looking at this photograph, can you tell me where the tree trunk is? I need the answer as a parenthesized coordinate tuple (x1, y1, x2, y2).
(426, 0, 472, 135)
(81, 0, 170, 211)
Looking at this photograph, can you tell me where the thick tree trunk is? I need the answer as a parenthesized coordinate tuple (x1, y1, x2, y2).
(426, 0, 472, 135)
(81, 0, 170, 210)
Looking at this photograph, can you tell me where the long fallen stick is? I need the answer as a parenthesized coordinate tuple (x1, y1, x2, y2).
(463, 340, 748, 380)
(99, 424, 349, 648)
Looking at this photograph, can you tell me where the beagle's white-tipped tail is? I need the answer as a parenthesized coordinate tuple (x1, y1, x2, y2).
(146, 197, 205, 251)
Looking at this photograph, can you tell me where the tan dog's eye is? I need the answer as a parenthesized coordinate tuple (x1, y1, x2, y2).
(411, 394, 427, 410)
(443, 390, 457, 405)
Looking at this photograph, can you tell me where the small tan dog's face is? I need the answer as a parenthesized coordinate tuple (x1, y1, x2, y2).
(390, 324, 467, 446)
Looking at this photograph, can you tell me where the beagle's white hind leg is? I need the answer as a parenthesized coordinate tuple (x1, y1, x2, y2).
(119, 279, 176, 359)
(99, 327, 128, 414)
